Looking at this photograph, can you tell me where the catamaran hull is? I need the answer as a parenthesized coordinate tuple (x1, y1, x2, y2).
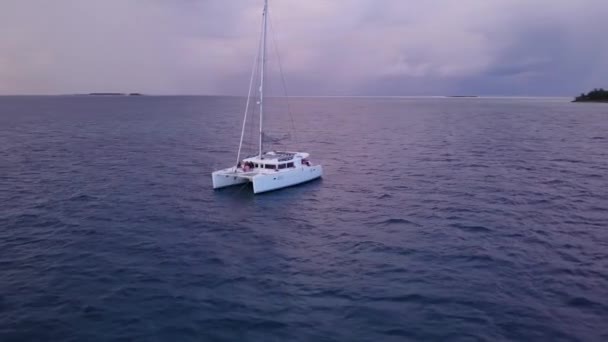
(212, 170, 249, 189)
(212, 165, 323, 194)
(252, 166, 322, 194)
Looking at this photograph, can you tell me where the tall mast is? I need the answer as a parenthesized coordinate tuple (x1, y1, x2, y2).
(259, 0, 268, 158)
(235, 13, 264, 167)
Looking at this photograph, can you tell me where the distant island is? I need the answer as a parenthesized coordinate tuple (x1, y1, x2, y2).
(573, 88, 608, 102)
(85, 93, 144, 96)
(447, 95, 478, 98)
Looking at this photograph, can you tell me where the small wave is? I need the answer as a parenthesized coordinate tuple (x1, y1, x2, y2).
(67, 193, 97, 202)
(200, 318, 288, 331)
(370, 293, 447, 305)
(451, 253, 497, 265)
(466, 163, 490, 168)
(250, 319, 288, 330)
(375, 218, 418, 226)
(550, 158, 582, 164)
(12, 214, 65, 229)
(523, 236, 552, 248)
(450, 223, 492, 233)
(382, 328, 414, 338)
(565, 296, 608, 314)
(557, 251, 580, 263)
(567, 296, 595, 307)
(532, 229, 549, 236)
(543, 179, 565, 185)
(312, 140, 334, 145)
(306, 288, 356, 301)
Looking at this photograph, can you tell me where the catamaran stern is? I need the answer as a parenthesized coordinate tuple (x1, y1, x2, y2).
(212, 170, 251, 189)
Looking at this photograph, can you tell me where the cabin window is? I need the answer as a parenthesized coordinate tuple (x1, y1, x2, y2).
(278, 164, 286, 169)
(254, 163, 259, 168)
(287, 162, 294, 168)
(265, 164, 276, 169)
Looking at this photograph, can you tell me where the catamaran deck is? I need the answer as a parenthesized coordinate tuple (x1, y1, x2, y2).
(242, 151, 301, 163)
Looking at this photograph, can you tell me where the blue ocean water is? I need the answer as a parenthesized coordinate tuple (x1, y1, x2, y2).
(1, 95, 607, 341)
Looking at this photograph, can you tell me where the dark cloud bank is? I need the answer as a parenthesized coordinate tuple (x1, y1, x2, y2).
(1, 0, 606, 96)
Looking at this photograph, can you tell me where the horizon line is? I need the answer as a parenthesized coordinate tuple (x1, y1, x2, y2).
(0, 93, 574, 99)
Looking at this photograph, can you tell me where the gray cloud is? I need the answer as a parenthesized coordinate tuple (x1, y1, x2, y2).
(1, 0, 607, 95)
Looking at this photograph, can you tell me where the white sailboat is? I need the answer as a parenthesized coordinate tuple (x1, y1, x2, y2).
(211, 0, 323, 194)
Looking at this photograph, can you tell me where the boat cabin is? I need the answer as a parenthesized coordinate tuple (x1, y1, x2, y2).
(238, 151, 310, 172)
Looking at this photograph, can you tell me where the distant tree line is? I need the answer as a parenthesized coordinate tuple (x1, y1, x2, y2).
(574, 88, 608, 102)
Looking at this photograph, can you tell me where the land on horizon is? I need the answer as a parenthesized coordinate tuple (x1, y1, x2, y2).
(573, 88, 608, 103)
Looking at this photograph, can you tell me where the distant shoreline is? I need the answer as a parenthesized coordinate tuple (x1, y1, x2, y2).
(573, 88, 608, 103)
(572, 99, 608, 103)
(84, 93, 143, 96)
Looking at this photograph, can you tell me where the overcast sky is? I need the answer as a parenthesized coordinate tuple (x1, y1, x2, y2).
(1, 0, 606, 96)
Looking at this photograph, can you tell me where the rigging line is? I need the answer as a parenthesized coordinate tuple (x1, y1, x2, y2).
(248, 51, 262, 156)
(236, 16, 265, 166)
(264, 74, 272, 149)
(268, 12, 298, 147)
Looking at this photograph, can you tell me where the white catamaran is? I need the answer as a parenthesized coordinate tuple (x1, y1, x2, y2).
(212, 0, 322, 194)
